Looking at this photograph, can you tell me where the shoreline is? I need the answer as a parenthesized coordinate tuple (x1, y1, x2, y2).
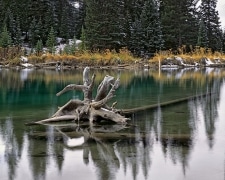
(1, 56, 225, 70)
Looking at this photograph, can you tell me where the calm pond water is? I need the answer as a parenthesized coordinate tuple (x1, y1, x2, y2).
(0, 67, 225, 180)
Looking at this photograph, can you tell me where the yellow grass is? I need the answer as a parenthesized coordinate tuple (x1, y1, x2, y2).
(151, 46, 225, 64)
(27, 48, 137, 65)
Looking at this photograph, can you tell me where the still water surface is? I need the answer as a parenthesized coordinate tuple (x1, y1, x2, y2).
(0, 67, 225, 180)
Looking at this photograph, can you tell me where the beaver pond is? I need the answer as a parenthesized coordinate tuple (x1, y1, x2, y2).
(1, 67, 225, 180)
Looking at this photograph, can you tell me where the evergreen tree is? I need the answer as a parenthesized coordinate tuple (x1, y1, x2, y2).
(43, 1, 58, 43)
(35, 39, 43, 55)
(71, 36, 77, 54)
(29, 17, 42, 47)
(197, 19, 208, 47)
(0, 25, 12, 48)
(199, 0, 223, 51)
(185, 0, 200, 48)
(130, 0, 164, 56)
(0, 0, 4, 28)
(160, 0, 199, 50)
(0, 0, 80, 47)
(74, 0, 86, 38)
(4, 8, 16, 43)
(123, 0, 145, 50)
(59, 3, 70, 39)
(46, 26, 56, 54)
(85, 0, 126, 51)
(222, 29, 225, 52)
(80, 26, 87, 51)
(14, 16, 22, 45)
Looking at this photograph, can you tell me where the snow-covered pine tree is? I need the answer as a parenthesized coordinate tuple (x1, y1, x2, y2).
(199, 0, 223, 51)
(130, 0, 163, 56)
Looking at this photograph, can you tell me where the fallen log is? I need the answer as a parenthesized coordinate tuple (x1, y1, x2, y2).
(29, 130, 193, 142)
(120, 92, 213, 115)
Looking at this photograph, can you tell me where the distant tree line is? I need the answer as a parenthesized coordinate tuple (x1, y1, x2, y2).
(0, 0, 225, 57)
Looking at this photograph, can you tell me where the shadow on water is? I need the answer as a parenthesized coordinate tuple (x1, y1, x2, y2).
(0, 67, 225, 180)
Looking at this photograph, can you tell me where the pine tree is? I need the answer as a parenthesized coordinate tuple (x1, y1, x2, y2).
(14, 16, 22, 45)
(80, 26, 87, 51)
(63, 43, 71, 55)
(43, 1, 58, 43)
(222, 29, 225, 52)
(29, 17, 42, 47)
(199, 0, 223, 51)
(197, 19, 208, 47)
(46, 26, 56, 54)
(71, 36, 77, 54)
(0, 25, 12, 48)
(35, 39, 43, 56)
(74, 0, 85, 38)
(85, 0, 126, 51)
(59, 3, 70, 39)
(4, 8, 16, 43)
(0, 0, 82, 47)
(130, 0, 164, 56)
(160, 0, 199, 50)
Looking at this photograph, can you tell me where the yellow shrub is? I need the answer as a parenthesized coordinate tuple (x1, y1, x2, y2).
(28, 55, 45, 63)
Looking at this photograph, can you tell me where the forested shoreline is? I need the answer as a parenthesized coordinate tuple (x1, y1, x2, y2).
(0, 0, 225, 63)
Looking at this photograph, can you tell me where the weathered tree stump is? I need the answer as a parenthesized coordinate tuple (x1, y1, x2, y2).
(35, 67, 129, 124)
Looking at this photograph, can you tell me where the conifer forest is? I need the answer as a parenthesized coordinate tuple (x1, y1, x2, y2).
(0, 0, 225, 57)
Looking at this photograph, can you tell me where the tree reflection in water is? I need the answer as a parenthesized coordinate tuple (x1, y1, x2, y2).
(28, 121, 155, 180)
(0, 67, 224, 180)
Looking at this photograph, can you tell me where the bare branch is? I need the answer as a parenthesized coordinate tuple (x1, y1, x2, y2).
(35, 115, 78, 124)
(91, 78, 120, 109)
(84, 73, 96, 101)
(95, 75, 115, 101)
(83, 67, 90, 86)
(56, 84, 87, 96)
(91, 107, 129, 123)
(52, 99, 84, 117)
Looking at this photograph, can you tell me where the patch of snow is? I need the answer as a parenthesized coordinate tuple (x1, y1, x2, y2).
(20, 63, 34, 68)
(205, 58, 214, 65)
(20, 56, 28, 63)
(76, 40, 82, 44)
(161, 64, 179, 69)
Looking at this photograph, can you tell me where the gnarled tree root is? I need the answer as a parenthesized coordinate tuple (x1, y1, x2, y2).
(33, 67, 129, 125)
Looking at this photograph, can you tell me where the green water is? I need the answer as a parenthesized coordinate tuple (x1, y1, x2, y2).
(0, 67, 225, 180)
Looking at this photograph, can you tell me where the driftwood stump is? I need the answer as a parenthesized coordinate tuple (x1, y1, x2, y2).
(35, 67, 129, 124)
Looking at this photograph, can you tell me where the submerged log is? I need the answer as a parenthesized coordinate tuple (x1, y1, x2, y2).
(35, 67, 129, 124)
(120, 92, 213, 115)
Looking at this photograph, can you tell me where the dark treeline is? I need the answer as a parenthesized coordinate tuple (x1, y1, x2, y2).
(0, 0, 224, 57)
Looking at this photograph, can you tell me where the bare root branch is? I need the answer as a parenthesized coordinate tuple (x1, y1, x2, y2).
(56, 84, 87, 96)
(52, 99, 84, 117)
(84, 73, 96, 101)
(91, 107, 129, 124)
(83, 67, 90, 86)
(35, 115, 78, 124)
(95, 75, 115, 101)
(91, 78, 120, 109)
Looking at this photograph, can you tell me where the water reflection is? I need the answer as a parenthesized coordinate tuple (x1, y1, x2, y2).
(0, 68, 225, 180)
